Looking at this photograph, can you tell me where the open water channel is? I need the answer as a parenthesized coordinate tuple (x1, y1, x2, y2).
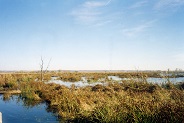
(0, 95, 59, 123)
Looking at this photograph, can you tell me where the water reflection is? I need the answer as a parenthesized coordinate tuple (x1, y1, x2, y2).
(3, 93, 11, 102)
(20, 98, 44, 109)
(0, 95, 59, 123)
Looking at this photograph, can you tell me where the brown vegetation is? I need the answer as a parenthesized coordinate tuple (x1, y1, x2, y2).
(0, 72, 184, 122)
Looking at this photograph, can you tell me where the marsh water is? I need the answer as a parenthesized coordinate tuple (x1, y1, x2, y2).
(48, 76, 184, 87)
(47, 76, 106, 88)
(0, 95, 59, 123)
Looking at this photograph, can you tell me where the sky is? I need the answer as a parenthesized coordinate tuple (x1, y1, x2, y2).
(0, 0, 184, 71)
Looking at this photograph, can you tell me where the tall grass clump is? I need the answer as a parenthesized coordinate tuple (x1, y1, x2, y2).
(0, 74, 19, 91)
(20, 81, 43, 101)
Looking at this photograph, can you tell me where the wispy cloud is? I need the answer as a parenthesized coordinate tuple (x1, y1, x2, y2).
(93, 20, 112, 27)
(121, 20, 156, 37)
(129, 0, 148, 9)
(155, 0, 184, 10)
(70, 0, 112, 25)
(83, 1, 110, 8)
(71, 9, 101, 24)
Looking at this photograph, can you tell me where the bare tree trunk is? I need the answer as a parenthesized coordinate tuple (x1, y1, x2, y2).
(40, 57, 44, 82)
(40, 57, 52, 82)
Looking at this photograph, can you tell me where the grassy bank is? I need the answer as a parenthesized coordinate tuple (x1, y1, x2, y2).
(0, 72, 184, 122)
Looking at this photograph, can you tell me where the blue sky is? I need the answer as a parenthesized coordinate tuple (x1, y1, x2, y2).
(0, 0, 184, 70)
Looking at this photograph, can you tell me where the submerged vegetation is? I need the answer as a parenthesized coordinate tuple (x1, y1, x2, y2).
(0, 71, 184, 122)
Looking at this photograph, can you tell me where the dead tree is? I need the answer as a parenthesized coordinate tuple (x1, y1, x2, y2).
(40, 57, 44, 82)
(40, 56, 52, 82)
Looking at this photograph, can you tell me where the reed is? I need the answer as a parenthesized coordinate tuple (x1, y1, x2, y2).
(0, 72, 184, 122)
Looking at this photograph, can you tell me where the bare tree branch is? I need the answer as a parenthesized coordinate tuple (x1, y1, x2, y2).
(44, 58, 52, 74)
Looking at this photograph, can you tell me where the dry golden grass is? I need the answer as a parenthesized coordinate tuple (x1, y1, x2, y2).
(0, 72, 184, 122)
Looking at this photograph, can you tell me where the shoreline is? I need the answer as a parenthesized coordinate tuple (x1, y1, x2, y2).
(0, 90, 21, 94)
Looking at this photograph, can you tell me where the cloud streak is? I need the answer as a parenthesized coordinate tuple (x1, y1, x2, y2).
(71, 9, 101, 24)
(121, 20, 156, 37)
(155, 0, 184, 10)
(71, 0, 112, 25)
(129, 0, 148, 9)
(83, 1, 108, 8)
